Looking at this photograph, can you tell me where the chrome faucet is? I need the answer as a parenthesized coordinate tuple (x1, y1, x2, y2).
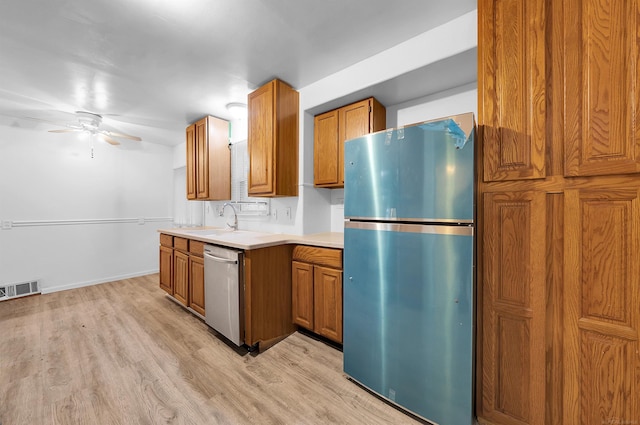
(221, 202, 238, 231)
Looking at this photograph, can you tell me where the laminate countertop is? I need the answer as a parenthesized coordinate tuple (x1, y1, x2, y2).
(158, 227, 344, 250)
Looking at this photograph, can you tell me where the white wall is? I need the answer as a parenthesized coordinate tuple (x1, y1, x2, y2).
(387, 82, 478, 128)
(0, 126, 173, 293)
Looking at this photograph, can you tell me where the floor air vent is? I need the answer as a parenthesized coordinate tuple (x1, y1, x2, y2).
(0, 280, 40, 301)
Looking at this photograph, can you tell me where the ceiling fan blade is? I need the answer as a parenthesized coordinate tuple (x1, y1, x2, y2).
(48, 129, 78, 133)
(99, 134, 121, 146)
(104, 131, 142, 141)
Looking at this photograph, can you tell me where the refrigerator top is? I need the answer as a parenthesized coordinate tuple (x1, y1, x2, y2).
(344, 112, 475, 223)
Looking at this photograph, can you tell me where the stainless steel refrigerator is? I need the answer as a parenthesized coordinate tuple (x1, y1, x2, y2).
(343, 113, 475, 425)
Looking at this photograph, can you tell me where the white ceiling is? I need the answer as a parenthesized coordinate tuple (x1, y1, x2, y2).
(0, 0, 477, 146)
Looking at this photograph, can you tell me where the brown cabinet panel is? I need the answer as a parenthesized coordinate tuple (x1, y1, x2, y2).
(314, 98, 385, 188)
(189, 255, 205, 316)
(173, 250, 189, 306)
(292, 261, 314, 329)
(314, 110, 339, 186)
(564, 0, 640, 177)
(563, 188, 640, 424)
(186, 124, 196, 200)
(479, 0, 546, 182)
(159, 233, 173, 248)
(244, 245, 294, 349)
(185, 116, 230, 201)
(313, 266, 342, 343)
(195, 119, 208, 199)
(480, 191, 546, 425)
(159, 245, 173, 295)
(292, 245, 342, 269)
(479, 1, 640, 422)
(291, 246, 343, 344)
(248, 79, 299, 197)
(174, 237, 188, 252)
(248, 82, 274, 194)
(340, 100, 370, 142)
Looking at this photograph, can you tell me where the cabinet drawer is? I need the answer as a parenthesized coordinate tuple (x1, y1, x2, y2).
(160, 233, 173, 247)
(189, 239, 205, 256)
(293, 246, 342, 269)
(174, 237, 189, 252)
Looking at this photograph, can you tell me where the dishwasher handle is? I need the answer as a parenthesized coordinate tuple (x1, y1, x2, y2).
(204, 251, 238, 265)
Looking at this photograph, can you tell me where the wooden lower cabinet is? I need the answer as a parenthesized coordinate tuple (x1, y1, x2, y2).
(479, 191, 547, 425)
(189, 253, 205, 316)
(292, 261, 314, 329)
(244, 245, 295, 350)
(173, 250, 189, 306)
(159, 244, 173, 294)
(158, 234, 205, 316)
(313, 265, 342, 343)
(292, 246, 343, 343)
(562, 187, 640, 425)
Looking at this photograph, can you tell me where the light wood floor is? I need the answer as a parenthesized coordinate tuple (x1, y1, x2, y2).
(0, 274, 420, 424)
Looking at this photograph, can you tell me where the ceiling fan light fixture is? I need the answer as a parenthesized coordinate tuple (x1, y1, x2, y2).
(226, 102, 247, 119)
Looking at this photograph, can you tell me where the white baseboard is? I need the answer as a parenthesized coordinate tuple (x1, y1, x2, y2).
(40, 269, 159, 294)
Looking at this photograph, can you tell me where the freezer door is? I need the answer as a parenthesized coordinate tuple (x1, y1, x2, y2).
(344, 117, 474, 223)
(343, 222, 474, 425)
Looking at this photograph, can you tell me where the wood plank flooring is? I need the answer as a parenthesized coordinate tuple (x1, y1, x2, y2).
(0, 274, 421, 424)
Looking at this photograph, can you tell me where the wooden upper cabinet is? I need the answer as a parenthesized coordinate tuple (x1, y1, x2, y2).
(186, 115, 230, 201)
(314, 110, 339, 187)
(248, 79, 299, 197)
(479, 0, 546, 182)
(186, 124, 197, 199)
(314, 97, 386, 188)
(563, 0, 640, 177)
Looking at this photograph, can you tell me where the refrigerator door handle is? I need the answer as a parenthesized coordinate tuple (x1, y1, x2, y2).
(345, 220, 473, 236)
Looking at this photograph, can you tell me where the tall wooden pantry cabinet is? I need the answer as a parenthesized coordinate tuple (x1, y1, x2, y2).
(477, 1, 640, 425)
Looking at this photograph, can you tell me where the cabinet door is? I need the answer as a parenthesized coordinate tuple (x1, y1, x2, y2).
(207, 116, 231, 201)
(339, 99, 371, 185)
(189, 255, 205, 316)
(248, 81, 274, 195)
(563, 187, 640, 425)
(314, 110, 340, 187)
(186, 124, 196, 200)
(313, 265, 343, 343)
(479, 0, 546, 182)
(195, 118, 209, 199)
(480, 190, 546, 425)
(292, 261, 314, 329)
(563, 0, 640, 177)
(159, 245, 173, 294)
(173, 250, 189, 306)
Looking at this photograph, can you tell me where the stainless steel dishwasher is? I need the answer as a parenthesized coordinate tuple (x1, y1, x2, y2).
(203, 244, 244, 346)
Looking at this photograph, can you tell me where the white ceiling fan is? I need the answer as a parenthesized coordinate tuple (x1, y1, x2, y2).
(47, 111, 142, 145)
